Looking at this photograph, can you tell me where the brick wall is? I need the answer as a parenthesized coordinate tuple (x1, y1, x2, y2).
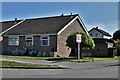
(93, 41, 108, 57)
(0, 23, 2, 54)
(3, 35, 57, 55)
(57, 19, 85, 57)
(0, 41, 2, 54)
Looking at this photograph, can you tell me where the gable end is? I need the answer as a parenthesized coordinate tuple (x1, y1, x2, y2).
(57, 16, 88, 35)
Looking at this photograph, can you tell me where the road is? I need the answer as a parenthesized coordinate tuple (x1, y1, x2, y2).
(1, 59, 119, 78)
(2, 66, 118, 78)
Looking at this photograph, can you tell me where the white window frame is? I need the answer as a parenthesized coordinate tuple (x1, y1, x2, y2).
(25, 35, 33, 46)
(8, 35, 19, 46)
(40, 35, 50, 46)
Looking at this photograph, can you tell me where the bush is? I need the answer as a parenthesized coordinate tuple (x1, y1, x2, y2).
(66, 32, 95, 57)
(43, 52, 49, 57)
(29, 49, 39, 57)
(11, 50, 25, 56)
(37, 52, 43, 57)
(66, 32, 95, 49)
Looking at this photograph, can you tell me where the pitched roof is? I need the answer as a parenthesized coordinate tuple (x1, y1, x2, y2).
(2, 14, 80, 35)
(1, 20, 22, 32)
(89, 27, 111, 37)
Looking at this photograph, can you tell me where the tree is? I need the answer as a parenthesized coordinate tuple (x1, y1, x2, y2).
(113, 29, 120, 56)
(66, 32, 95, 57)
(114, 39, 120, 47)
(114, 39, 120, 56)
(113, 29, 120, 40)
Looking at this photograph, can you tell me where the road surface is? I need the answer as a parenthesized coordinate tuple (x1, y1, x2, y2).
(2, 60, 119, 78)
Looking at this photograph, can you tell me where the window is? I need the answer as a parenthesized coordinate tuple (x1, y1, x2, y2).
(40, 35, 49, 46)
(8, 36, 19, 46)
(25, 35, 33, 46)
(95, 33, 98, 37)
(90, 34, 92, 36)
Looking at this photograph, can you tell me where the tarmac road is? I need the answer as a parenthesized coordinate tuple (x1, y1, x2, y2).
(1, 58, 119, 78)
(2, 66, 118, 78)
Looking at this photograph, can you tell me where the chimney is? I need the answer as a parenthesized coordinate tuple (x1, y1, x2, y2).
(61, 13, 64, 16)
(15, 18, 17, 24)
(96, 27, 98, 29)
(70, 12, 73, 18)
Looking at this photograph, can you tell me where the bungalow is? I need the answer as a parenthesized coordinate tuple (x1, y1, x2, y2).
(0, 23, 2, 54)
(89, 27, 117, 57)
(0, 19, 22, 54)
(1, 14, 88, 57)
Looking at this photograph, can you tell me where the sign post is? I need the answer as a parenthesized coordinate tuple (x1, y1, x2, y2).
(76, 34, 81, 59)
(78, 43, 80, 59)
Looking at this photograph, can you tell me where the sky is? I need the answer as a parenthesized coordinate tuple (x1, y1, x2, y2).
(1, 2, 118, 36)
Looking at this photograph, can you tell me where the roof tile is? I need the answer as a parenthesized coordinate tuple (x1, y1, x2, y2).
(2, 14, 78, 35)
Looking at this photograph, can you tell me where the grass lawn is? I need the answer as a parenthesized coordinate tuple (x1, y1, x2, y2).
(94, 56, 120, 61)
(3, 55, 50, 60)
(3, 55, 76, 60)
(2, 55, 120, 63)
(70, 56, 120, 62)
(0, 60, 58, 68)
